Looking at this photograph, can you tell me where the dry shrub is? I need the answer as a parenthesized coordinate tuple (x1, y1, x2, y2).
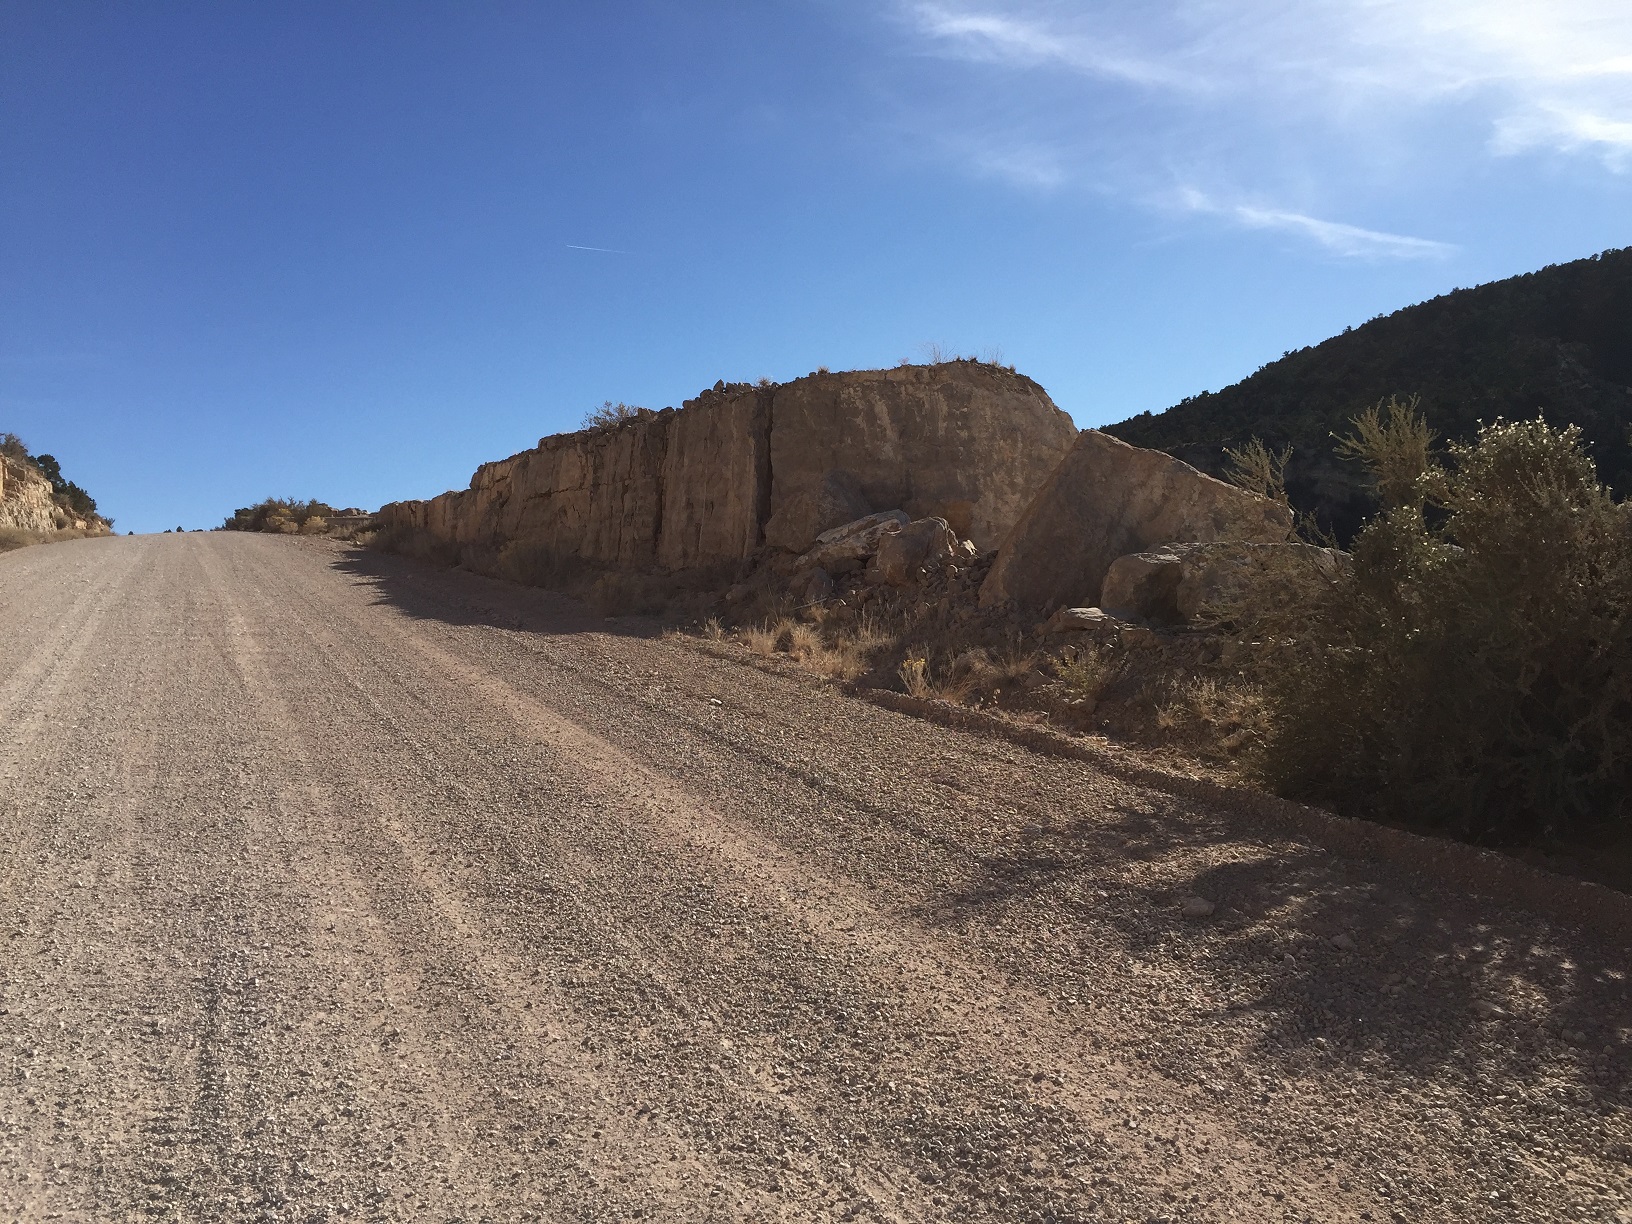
(1257, 413, 1632, 847)
(701, 617, 725, 641)
(1334, 394, 1436, 511)
(1052, 645, 1115, 699)
(742, 625, 779, 657)
(1224, 437, 1293, 505)
(898, 656, 933, 699)
(785, 622, 821, 659)
(223, 498, 335, 533)
(0, 526, 43, 553)
(581, 401, 644, 431)
(1155, 675, 1268, 755)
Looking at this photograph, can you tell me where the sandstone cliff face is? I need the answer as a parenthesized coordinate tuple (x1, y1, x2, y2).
(979, 430, 1294, 613)
(377, 365, 1076, 579)
(763, 365, 1077, 552)
(1, 454, 66, 534)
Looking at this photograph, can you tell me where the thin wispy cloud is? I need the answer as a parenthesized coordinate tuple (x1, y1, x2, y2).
(565, 244, 628, 255)
(1494, 105, 1632, 167)
(1173, 189, 1455, 260)
(903, 0, 1632, 146)
(885, 1, 1632, 252)
(910, 2, 1190, 89)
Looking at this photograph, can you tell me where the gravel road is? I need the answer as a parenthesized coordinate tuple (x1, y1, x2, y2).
(2, 533, 1627, 1223)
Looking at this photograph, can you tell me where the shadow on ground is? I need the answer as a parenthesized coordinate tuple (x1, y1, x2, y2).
(917, 793, 1630, 1106)
(328, 543, 667, 641)
(329, 542, 1630, 1110)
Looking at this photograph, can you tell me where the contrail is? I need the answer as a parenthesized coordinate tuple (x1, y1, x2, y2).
(565, 244, 628, 254)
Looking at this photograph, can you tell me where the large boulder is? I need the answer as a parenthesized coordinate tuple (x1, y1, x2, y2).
(979, 431, 1293, 613)
(1100, 549, 1188, 623)
(795, 511, 911, 575)
(867, 517, 961, 586)
(1101, 540, 1350, 625)
(764, 363, 1078, 553)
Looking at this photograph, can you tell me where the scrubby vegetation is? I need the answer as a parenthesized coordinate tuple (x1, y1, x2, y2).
(697, 403, 1631, 860)
(580, 401, 645, 431)
(221, 498, 371, 538)
(1249, 410, 1631, 848)
(1107, 247, 1632, 540)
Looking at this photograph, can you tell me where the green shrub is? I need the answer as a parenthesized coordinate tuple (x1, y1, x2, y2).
(222, 498, 336, 532)
(1256, 412, 1632, 846)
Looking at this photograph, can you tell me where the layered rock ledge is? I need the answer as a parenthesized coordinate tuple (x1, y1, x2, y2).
(376, 363, 1079, 581)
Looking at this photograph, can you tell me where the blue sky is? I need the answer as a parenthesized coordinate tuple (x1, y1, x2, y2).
(3, 1, 1629, 533)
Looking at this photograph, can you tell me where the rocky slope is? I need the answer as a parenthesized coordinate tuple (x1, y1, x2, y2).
(376, 362, 1078, 580)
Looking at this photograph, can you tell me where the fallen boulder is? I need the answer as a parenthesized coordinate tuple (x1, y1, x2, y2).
(795, 511, 910, 575)
(1100, 549, 1187, 623)
(1101, 540, 1349, 625)
(1042, 606, 1120, 633)
(979, 431, 1293, 613)
(867, 517, 960, 586)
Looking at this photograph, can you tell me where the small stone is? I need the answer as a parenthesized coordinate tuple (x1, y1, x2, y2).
(1180, 896, 1215, 919)
(1330, 933, 1357, 952)
(1472, 1000, 1507, 1020)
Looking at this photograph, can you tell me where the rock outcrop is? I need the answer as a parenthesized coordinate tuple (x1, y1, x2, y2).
(377, 363, 1077, 581)
(979, 430, 1294, 613)
(1, 454, 61, 533)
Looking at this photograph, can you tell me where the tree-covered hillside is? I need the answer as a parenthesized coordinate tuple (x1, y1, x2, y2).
(1105, 247, 1632, 539)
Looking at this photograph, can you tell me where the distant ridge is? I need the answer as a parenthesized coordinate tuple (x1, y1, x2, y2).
(1105, 248, 1632, 539)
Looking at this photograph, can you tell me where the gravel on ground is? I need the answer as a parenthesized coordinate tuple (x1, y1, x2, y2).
(1, 533, 1627, 1222)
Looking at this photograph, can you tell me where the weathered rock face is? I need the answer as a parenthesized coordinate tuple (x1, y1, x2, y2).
(1, 454, 64, 534)
(377, 364, 1076, 581)
(379, 387, 769, 574)
(979, 430, 1294, 613)
(764, 364, 1077, 552)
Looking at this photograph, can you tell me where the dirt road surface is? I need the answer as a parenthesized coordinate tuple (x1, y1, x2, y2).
(2, 533, 1627, 1223)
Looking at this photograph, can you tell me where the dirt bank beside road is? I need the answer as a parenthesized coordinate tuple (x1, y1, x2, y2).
(1, 533, 1626, 1222)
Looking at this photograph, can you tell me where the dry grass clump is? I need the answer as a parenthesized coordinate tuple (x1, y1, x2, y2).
(746, 627, 779, 657)
(0, 525, 98, 554)
(1155, 675, 1269, 757)
(0, 526, 45, 553)
(730, 610, 891, 685)
(1051, 645, 1115, 700)
(898, 656, 934, 699)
